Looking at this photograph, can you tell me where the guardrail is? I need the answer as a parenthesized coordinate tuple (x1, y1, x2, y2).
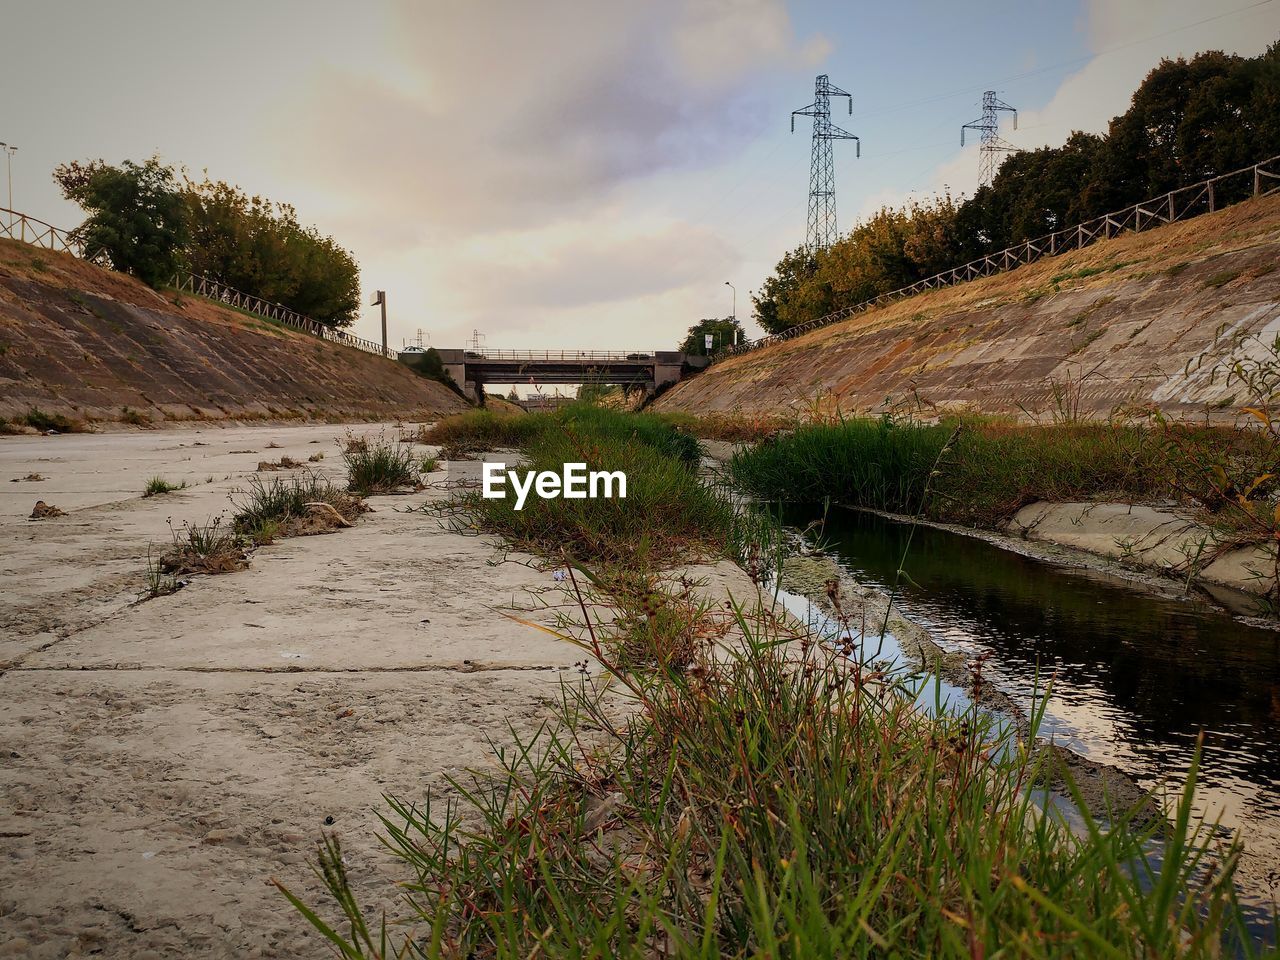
(465, 349, 654, 361)
(170, 273, 390, 357)
(0, 207, 390, 359)
(1, 207, 88, 258)
(714, 153, 1280, 363)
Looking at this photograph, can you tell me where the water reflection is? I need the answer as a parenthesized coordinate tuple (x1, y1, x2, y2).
(788, 504, 1280, 911)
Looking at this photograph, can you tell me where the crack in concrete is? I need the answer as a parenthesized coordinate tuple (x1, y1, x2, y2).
(4, 662, 564, 675)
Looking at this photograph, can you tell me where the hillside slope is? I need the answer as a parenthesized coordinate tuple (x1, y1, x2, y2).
(656, 196, 1280, 421)
(0, 240, 469, 426)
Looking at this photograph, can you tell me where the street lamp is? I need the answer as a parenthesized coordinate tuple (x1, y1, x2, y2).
(0, 143, 16, 230)
(724, 281, 739, 347)
(371, 290, 387, 357)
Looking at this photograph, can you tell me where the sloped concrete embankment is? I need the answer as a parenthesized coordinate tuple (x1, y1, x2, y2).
(656, 196, 1280, 421)
(1007, 501, 1276, 601)
(0, 239, 470, 426)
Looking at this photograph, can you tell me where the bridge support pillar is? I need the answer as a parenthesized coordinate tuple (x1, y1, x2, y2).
(653, 352, 685, 392)
(435, 349, 477, 402)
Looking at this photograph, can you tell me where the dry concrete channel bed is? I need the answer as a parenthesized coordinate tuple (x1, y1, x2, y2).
(0, 422, 765, 957)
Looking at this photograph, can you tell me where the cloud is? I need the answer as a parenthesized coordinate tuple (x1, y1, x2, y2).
(446, 218, 737, 311)
(863, 0, 1280, 215)
(267, 0, 827, 232)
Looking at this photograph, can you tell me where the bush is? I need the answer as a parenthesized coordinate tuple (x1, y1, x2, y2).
(53, 157, 188, 288)
(182, 176, 360, 326)
(23, 407, 77, 432)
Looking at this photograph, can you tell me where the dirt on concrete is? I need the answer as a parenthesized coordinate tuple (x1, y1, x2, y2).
(0, 238, 470, 428)
(0, 422, 764, 958)
(656, 195, 1280, 422)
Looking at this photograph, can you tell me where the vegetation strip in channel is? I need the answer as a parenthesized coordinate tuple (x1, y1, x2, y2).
(280, 404, 1270, 958)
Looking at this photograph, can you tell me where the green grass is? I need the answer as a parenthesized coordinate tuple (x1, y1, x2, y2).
(425, 404, 701, 467)
(284, 574, 1267, 958)
(143, 476, 185, 497)
(456, 421, 728, 567)
(230, 473, 362, 543)
(139, 548, 180, 600)
(726, 417, 1257, 527)
(283, 408, 1274, 957)
(23, 406, 79, 432)
(343, 432, 419, 493)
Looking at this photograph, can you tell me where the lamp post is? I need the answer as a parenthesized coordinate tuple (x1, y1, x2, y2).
(371, 290, 387, 357)
(0, 143, 16, 230)
(724, 281, 736, 321)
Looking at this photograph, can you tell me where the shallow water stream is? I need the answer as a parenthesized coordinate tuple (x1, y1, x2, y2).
(788, 505, 1280, 926)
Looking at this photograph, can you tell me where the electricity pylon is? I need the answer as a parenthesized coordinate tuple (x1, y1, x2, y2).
(792, 75, 860, 252)
(962, 90, 1018, 187)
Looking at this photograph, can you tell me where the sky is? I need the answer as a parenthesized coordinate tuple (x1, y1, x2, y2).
(4, 0, 1279, 364)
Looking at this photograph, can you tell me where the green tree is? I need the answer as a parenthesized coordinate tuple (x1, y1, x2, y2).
(753, 247, 823, 334)
(53, 158, 188, 288)
(183, 176, 360, 327)
(680, 317, 744, 355)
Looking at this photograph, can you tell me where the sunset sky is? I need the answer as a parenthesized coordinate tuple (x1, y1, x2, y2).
(6, 0, 1279, 352)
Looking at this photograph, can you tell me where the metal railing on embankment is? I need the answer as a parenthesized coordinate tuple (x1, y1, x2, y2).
(169, 273, 391, 358)
(0, 207, 390, 359)
(714, 153, 1280, 364)
(1, 207, 98, 260)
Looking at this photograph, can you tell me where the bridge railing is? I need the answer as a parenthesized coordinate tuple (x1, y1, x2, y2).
(715, 152, 1280, 364)
(466, 349, 654, 361)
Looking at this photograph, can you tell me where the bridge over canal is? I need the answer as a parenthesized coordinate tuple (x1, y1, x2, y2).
(434, 348, 710, 400)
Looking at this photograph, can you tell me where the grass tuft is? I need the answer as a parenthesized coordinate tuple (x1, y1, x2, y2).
(231, 472, 366, 544)
(343, 431, 419, 493)
(159, 517, 249, 575)
(143, 476, 186, 497)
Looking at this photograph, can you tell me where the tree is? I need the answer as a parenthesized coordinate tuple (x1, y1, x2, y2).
(681, 317, 744, 355)
(753, 247, 824, 334)
(183, 176, 360, 327)
(53, 158, 188, 288)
